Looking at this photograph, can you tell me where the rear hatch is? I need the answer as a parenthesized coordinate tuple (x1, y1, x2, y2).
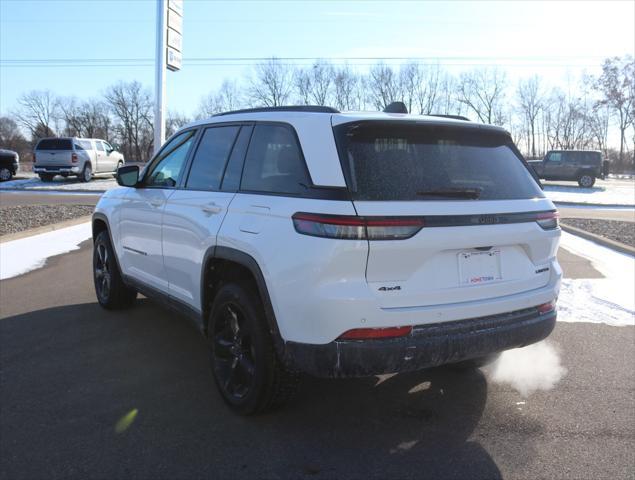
(35, 138, 74, 166)
(333, 120, 557, 309)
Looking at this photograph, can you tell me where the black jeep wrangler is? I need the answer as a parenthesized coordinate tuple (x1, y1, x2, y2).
(528, 150, 609, 188)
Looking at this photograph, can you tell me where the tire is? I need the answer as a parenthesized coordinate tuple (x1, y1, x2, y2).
(208, 282, 299, 415)
(114, 160, 123, 178)
(93, 230, 137, 309)
(81, 163, 92, 182)
(577, 174, 595, 188)
(0, 167, 13, 181)
(450, 353, 501, 370)
(39, 173, 55, 182)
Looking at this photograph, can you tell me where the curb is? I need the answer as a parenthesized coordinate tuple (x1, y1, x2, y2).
(560, 222, 635, 256)
(0, 215, 93, 243)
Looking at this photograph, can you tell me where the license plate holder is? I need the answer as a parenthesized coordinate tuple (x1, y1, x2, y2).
(458, 249, 502, 285)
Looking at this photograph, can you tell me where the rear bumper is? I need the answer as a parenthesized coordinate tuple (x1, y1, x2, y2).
(284, 306, 556, 378)
(34, 165, 80, 175)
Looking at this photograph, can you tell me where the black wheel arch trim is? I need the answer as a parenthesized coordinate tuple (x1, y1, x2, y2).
(202, 245, 287, 360)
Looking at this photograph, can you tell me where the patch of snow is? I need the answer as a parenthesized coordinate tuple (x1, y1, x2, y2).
(558, 231, 634, 326)
(0, 222, 92, 280)
(543, 179, 635, 206)
(0, 177, 117, 192)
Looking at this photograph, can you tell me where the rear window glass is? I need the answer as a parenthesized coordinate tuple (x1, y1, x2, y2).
(334, 122, 544, 201)
(36, 139, 72, 151)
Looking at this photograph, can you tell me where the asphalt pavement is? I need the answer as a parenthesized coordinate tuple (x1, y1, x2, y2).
(1, 241, 633, 479)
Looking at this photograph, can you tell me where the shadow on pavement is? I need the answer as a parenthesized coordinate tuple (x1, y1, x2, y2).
(1, 299, 502, 479)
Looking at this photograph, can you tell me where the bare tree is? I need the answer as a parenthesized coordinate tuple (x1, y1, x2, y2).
(517, 76, 545, 158)
(166, 111, 191, 137)
(104, 81, 153, 162)
(543, 89, 593, 151)
(367, 63, 399, 110)
(0, 116, 31, 159)
(594, 56, 634, 164)
(198, 80, 242, 118)
(457, 68, 507, 125)
(293, 60, 334, 106)
(247, 58, 293, 107)
(398, 62, 422, 114)
(333, 66, 360, 111)
(13, 90, 59, 139)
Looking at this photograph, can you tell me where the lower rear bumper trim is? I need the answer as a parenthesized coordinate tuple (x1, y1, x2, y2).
(284, 306, 556, 378)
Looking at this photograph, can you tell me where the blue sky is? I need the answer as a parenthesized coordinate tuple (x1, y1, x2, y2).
(1, 0, 633, 117)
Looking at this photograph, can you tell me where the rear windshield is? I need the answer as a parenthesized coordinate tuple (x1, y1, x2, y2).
(36, 138, 73, 151)
(334, 122, 544, 201)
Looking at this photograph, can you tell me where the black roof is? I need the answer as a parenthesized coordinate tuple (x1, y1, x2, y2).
(214, 105, 340, 116)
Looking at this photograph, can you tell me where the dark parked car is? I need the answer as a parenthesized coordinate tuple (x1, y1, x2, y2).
(528, 150, 608, 188)
(0, 149, 19, 181)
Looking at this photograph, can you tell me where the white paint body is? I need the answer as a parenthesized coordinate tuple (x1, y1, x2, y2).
(95, 111, 563, 344)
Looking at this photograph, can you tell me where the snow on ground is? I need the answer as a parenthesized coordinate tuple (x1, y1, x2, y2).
(543, 179, 635, 206)
(0, 176, 118, 192)
(558, 231, 634, 327)
(0, 222, 92, 280)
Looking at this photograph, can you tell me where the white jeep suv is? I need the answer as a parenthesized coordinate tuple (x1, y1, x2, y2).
(92, 105, 561, 414)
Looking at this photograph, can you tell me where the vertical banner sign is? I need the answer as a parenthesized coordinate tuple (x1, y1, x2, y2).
(155, 0, 183, 153)
(167, 0, 183, 72)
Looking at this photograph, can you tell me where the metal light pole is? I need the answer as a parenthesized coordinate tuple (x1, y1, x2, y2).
(154, 0, 167, 154)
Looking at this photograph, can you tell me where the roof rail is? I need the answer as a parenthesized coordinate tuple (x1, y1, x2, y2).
(214, 105, 340, 116)
(428, 114, 471, 121)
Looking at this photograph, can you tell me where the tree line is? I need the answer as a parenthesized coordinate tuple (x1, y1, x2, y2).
(1, 55, 633, 172)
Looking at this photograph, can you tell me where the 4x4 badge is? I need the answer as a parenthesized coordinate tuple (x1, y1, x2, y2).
(378, 285, 401, 292)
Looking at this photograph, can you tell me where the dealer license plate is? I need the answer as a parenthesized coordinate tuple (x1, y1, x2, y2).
(458, 250, 502, 285)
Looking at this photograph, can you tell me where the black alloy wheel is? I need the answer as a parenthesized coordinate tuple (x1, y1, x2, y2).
(212, 301, 256, 401)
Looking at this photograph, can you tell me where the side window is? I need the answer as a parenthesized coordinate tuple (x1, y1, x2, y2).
(563, 152, 577, 163)
(74, 142, 85, 151)
(548, 152, 562, 162)
(186, 126, 240, 191)
(102, 141, 113, 152)
(241, 124, 311, 195)
(95, 141, 105, 152)
(79, 140, 93, 150)
(145, 130, 196, 188)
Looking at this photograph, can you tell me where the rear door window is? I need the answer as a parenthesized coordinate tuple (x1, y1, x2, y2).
(186, 126, 240, 191)
(95, 141, 105, 152)
(548, 152, 562, 162)
(241, 124, 311, 195)
(334, 122, 544, 201)
(36, 139, 72, 150)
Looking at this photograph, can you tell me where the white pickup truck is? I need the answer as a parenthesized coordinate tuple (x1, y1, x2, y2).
(33, 137, 125, 182)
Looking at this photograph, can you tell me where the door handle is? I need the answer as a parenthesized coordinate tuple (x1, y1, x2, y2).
(149, 200, 164, 208)
(201, 203, 222, 214)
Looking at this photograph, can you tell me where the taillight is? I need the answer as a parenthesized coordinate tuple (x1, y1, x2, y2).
(535, 211, 559, 230)
(339, 326, 413, 340)
(292, 212, 424, 240)
(71, 153, 78, 163)
(537, 300, 556, 315)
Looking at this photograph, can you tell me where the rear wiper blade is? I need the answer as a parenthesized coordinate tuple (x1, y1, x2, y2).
(416, 188, 482, 199)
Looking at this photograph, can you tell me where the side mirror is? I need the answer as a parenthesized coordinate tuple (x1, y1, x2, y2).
(117, 165, 140, 187)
